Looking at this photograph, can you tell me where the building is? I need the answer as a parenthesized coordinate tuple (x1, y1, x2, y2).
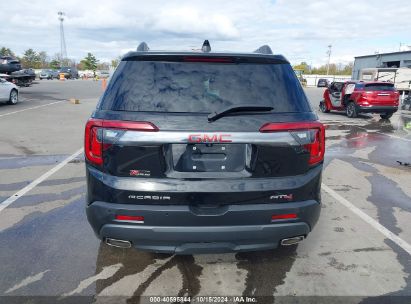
(352, 51, 411, 80)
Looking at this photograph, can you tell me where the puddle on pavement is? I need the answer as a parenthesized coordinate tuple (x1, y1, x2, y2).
(323, 118, 411, 299)
(325, 113, 411, 135)
(360, 240, 411, 302)
(325, 117, 411, 169)
(236, 246, 297, 301)
(94, 244, 201, 298)
(90, 244, 298, 300)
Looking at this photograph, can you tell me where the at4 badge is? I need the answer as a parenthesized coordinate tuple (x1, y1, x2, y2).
(129, 170, 151, 177)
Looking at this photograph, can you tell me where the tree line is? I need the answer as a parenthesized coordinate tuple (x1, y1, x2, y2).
(0, 46, 115, 72)
(292, 61, 353, 75)
(0, 47, 354, 75)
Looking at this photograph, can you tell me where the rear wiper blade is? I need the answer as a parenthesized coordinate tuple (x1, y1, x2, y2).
(208, 104, 274, 122)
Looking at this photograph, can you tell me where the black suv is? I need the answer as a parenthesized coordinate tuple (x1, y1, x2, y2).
(59, 67, 79, 79)
(85, 41, 325, 254)
(0, 56, 21, 74)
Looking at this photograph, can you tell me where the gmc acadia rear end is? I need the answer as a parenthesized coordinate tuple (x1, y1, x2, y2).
(85, 41, 325, 254)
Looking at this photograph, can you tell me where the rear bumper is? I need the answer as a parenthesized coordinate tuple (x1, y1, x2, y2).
(86, 200, 320, 254)
(356, 105, 398, 113)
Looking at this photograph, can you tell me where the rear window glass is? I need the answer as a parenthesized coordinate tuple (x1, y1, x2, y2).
(100, 60, 311, 113)
(364, 83, 395, 91)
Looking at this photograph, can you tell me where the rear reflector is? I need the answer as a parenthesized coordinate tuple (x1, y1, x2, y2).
(84, 119, 159, 166)
(271, 213, 297, 220)
(115, 215, 145, 222)
(260, 121, 325, 165)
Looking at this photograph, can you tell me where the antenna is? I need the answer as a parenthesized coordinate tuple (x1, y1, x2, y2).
(202, 40, 211, 53)
(137, 42, 149, 52)
(58, 11, 67, 65)
(254, 45, 273, 55)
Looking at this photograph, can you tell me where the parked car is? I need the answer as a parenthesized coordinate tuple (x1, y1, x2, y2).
(39, 69, 55, 80)
(401, 95, 411, 111)
(317, 78, 329, 87)
(59, 67, 79, 79)
(85, 41, 325, 254)
(98, 70, 110, 79)
(0, 77, 19, 104)
(320, 81, 399, 119)
(51, 70, 60, 79)
(21, 69, 36, 81)
(0, 56, 21, 74)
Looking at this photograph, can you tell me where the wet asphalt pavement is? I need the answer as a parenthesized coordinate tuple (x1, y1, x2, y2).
(0, 80, 411, 303)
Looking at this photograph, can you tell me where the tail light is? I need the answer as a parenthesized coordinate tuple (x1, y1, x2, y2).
(260, 121, 325, 165)
(357, 93, 369, 105)
(84, 118, 158, 166)
(85, 119, 104, 166)
(394, 91, 400, 104)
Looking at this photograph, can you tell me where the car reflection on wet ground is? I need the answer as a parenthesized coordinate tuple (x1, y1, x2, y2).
(0, 82, 411, 303)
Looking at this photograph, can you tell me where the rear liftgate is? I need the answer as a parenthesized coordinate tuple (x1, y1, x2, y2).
(85, 119, 325, 247)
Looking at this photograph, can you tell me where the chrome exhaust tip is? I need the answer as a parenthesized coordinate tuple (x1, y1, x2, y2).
(105, 238, 132, 248)
(280, 235, 305, 246)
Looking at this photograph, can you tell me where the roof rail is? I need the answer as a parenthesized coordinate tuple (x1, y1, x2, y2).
(202, 40, 211, 53)
(137, 42, 149, 52)
(254, 45, 273, 55)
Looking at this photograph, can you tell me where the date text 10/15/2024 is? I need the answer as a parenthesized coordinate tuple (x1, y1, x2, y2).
(149, 296, 257, 303)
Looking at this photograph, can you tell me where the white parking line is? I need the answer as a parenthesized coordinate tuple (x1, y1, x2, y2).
(0, 100, 64, 118)
(0, 148, 83, 213)
(322, 183, 411, 256)
(62, 264, 122, 296)
(5, 270, 50, 294)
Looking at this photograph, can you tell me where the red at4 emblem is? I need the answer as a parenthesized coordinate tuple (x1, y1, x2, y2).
(129, 170, 151, 177)
(188, 134, 232, 143)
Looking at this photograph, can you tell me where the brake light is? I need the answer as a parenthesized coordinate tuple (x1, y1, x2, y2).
(115, 215, 144, 222)
(259, 122, 325, 165)
(183, 57, 233, 63)
(84, 119, 159, 166)
(272, 213, 297, 220)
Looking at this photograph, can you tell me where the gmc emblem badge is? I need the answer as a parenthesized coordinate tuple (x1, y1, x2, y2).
(188, 134, 232, 143)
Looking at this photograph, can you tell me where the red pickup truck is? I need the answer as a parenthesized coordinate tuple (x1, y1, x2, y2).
(319, 81, 399, 119)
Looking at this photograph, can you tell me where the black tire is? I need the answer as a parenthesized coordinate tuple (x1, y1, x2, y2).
(380, 112, 394, 119)
(8, 89, 18, 105)
(346, 102, 358, 118)
(319, 101, 330, 113)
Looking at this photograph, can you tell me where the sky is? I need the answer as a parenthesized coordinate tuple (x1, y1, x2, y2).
(1, 0, 410, 67)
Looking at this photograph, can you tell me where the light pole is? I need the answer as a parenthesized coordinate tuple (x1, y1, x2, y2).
(58, 11, 67, 65)
(326, 44, 332, 75)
